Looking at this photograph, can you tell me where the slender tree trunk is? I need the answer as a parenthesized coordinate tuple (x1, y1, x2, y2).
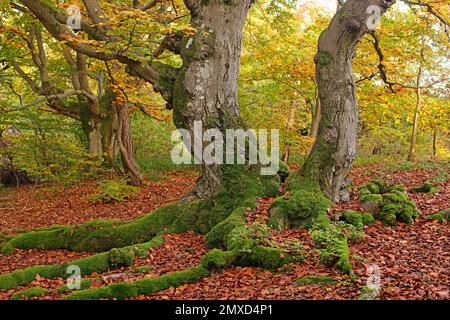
(296, 0, 396, 202)
(407, 86, 421, 162)
(408, 45, 424, 162)
(432, 129, 437, 157)
(172, 0, 252, 199)
(282, 104, 297, 163)
(115, 103, 142, 186)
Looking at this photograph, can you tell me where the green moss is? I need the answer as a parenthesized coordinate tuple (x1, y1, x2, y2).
(361, 180, 419, 226)
(205, 207, 247, 249)
(296, 275, 337, 286)
(277, 161, 291, 182)
(268, 190, 332, 230)
(201, 249, 236, 269)
(335, 238, 352, 274)
(0, 236, 164, 290)
(65, 266, 210, 300)
(316, 50, 333, 69)
(11, 287, 48, 300)
(428, 211, 449, 224)
(342, 211, 364, 230)
(134, 266, 153, 273)
(3, 204, 177, 252)
(108, 248, 135, 268)
(361, 212, 375, 226)
(366, 183, 380, 194)
(56, 278, 93, 294)
(383, 191, 408, 203)
(377, 210, 397, 225)
(411, 181, 439, 193)
(360, 194, 383, 203)
(226, 225, 255, 253)
(238, 246, 293, 270)
(311, 221, 353, 274)
(0, 242, 14, 255)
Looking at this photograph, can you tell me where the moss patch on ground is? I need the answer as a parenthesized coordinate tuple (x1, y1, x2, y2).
(411, 181, 440, 193)
(428, 210, 449, 224)
(296, 275, 337, 286)
(11, 287, 48, 300)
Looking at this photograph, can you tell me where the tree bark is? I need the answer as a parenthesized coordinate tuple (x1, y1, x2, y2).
(172, 0, 253, 199)
(115, 103, 142, 186)
(407, 42, 424, 162)
(432, 129, 437, 157)
(310, 88, 321, 139)
(298, 0, 396, 202)
(282, 104, 297, 163)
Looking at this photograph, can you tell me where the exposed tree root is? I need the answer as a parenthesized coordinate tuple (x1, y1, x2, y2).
(64, 265, 210, 300)
(0, 237, 163, 290)
(0, 167, 364, 299)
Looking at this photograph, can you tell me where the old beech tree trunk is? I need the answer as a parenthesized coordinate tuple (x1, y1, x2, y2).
(300, 0, 396, 202)
(173, 0, 252, 199)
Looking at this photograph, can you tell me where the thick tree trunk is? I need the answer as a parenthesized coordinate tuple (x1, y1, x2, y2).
(298, 0, 396, 202)
(79, 102, 103, 156)
(172, 0, 252, 199)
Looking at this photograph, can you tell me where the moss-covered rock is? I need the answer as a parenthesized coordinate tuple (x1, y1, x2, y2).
(205, 207, 248, 250)
(268, 190, 332, 230)
(360, 180, 419, 225)
(361, 212, 375, 226)
(342, 211, 364, 230)
(296, 275, 337, 286)
(11, 287, 48, 300)
(335, 238, 352, 274)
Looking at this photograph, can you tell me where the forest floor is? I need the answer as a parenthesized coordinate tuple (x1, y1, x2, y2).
(0, 164, 448, 300)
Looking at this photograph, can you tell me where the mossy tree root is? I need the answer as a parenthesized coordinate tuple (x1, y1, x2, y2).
(64, 265, 210, 300)
(1, 166, 280, 254)
(0, 237, 164, 290)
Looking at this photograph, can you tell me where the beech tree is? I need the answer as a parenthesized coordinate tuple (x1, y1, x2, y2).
(0, 24, 143, 185)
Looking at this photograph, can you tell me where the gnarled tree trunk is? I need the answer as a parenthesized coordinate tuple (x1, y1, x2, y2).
(296, 0, 396, 202)
(172, 0, 253, 199)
